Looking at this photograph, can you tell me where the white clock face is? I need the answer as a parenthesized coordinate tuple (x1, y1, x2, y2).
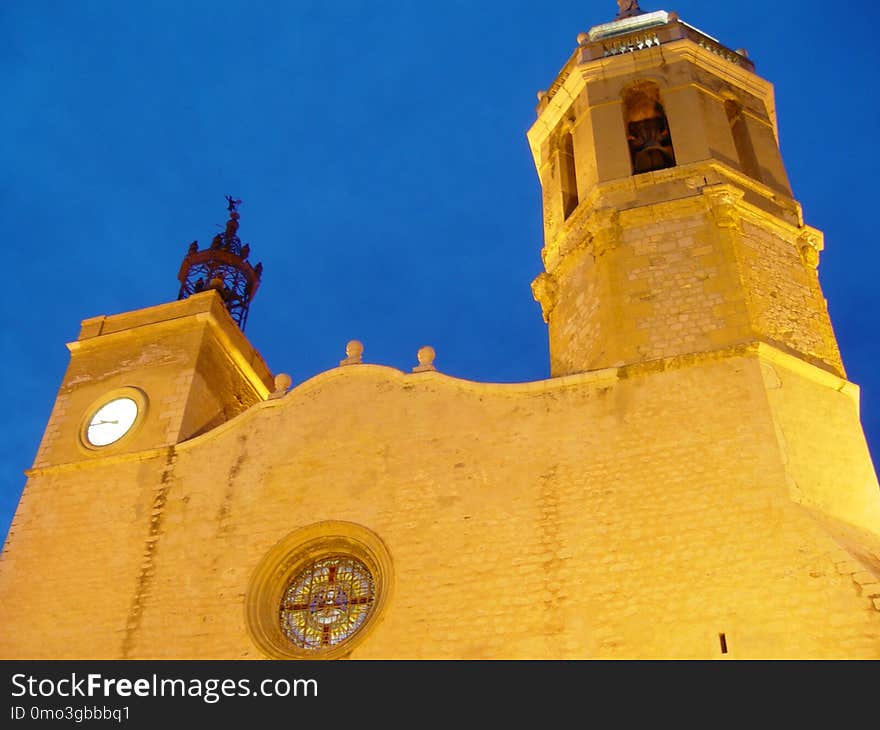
(86, 397, 139, 446)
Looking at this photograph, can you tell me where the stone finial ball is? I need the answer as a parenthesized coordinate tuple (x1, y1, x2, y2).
(417, 346, 435, 366)
(576, 32, 589, 46)
(274, 373, 292, 392)
(346, 340, 364, 358)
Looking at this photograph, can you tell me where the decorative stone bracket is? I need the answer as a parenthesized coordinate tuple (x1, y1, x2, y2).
(531, 272, 559, 324)
(702, 184, 745, 229)
(797, 228, 823, 269)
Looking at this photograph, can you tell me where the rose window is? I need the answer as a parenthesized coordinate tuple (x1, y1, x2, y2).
(279, 555, 376, 651)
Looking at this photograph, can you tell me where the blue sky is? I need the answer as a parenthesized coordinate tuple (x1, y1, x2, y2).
(2, 0, 878, 545)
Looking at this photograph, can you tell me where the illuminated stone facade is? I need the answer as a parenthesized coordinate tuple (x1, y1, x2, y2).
(1, 8, 879, 659)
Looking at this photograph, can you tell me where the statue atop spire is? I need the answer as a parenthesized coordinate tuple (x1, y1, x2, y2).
(616, 0, 644, 19)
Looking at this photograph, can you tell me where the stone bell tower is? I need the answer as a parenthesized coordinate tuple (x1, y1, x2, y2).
(529, 3, 840, 379)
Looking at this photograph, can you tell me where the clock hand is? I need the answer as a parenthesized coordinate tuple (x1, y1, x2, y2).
(91, 419, 119, 425)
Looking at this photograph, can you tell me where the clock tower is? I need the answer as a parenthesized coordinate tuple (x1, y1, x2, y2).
(31, 200, 274, 470)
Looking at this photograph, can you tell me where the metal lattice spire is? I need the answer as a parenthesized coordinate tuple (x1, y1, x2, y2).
(176, 196, 263, 331)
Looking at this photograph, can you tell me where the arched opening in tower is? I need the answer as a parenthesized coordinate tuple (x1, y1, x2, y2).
(622, 82, 676, 175)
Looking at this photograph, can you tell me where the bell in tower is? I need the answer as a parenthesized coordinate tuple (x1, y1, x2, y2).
(622, 82, 676, 174)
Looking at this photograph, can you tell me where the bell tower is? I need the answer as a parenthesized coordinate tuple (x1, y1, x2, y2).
(529, 3, 841, 378)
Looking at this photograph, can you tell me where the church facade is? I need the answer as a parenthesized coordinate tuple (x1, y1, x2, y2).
(2, 4, 880, 659)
